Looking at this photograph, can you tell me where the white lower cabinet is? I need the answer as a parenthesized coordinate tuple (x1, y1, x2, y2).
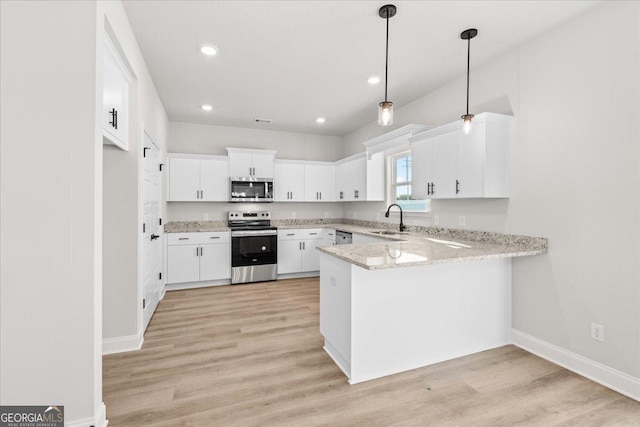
(277, 229, 323, 275)
(167, 232, 230, 284)
(323, 228, 336, 246)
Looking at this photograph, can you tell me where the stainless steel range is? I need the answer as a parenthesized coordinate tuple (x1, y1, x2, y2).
(228, 211, 277, 284)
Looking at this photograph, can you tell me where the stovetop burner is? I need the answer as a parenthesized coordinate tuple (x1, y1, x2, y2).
(228, 210, 275, 231)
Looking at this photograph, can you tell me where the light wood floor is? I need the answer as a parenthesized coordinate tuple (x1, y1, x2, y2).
(104, 278, 640, 426)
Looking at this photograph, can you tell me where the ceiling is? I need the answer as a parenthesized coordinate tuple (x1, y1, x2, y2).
(123, 1, 600, 136)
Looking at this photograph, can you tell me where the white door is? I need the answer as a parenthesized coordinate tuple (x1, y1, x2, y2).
(288, 163, 305, 201)
(251, 153, 275, 178)
(304, 165, 320, 201)
(229, 152, 253, 176)
(301, 239, 321, 272)
(167, 245, 200, 284)
(431, 131, 458, 199)
(274, 163, 291, 201)
(317, 164, 334, 202)
(142, 135, 163, 331)
(411, 141, 432, 200)
(200, 158, 229, 201)
(457, 121, 486, 198)
(199, 243, 231, 281)
(277, 240, 302, 274)
(168, 158, 200, 201)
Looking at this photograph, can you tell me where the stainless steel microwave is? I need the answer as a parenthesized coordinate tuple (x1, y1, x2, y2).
(230, 178, 274, 203)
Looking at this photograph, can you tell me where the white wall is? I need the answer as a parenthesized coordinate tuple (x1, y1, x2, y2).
(0, 1, 105, 425)
(342, 2, 640, 379)
(101, 2, 169, 345)
(167, 122, 344, 221)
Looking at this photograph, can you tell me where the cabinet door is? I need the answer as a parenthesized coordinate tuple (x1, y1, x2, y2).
(200, 159, 229, 201)
(301, 238, 322, 272)
(334, 163, 348, 201)
(229, 152, 253, 177)
(102, 38, 128, 150)
(318, 164, 335, 202)
(457, 121, 486, 198)
(431, 131, 458, 199)
(274, 163, 291, 201)
(277, 240, 302, 274)
(304, 165, 320, 201)
(251, 153, 275, 178)
(199, 243, 231, 281)
(350, 158, 367, 200)
(169, 158, 200, 201)
(289, 163, 305, 201)
(167, 245, 200, 284)
(411, 141, 431, 200)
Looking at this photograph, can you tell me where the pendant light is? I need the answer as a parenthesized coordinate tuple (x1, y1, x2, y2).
(378, 4, 396, 126)
(460, 28, 478, 135)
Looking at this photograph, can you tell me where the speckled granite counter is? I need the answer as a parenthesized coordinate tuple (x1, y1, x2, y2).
(164, 220, 229, 233)
(164, 219, 547, 270)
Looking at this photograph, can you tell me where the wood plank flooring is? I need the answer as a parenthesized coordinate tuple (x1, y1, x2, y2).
(103, 278, 640, 426)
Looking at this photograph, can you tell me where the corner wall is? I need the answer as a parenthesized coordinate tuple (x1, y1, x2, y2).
(0, 1, 105, 425)
(101, 1, 169, 348)
(342, 2, 640, 380)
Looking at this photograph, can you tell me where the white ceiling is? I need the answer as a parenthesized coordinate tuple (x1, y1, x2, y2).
(123, 0, 600, 136)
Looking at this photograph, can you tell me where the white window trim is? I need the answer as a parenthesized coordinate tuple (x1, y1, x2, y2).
(386, 151, 431, 214)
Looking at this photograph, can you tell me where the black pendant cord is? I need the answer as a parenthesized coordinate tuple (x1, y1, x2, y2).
(466, 37, 470, 116)
(384, 12, 389, 102)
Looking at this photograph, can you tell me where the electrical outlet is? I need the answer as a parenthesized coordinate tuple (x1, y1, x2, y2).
(291, 212, 296, 219)
(203, 213, 209, 220)
(591, 322, 604, 342)
(330, 276, 337, 286)
(434, 215, 439, 225)
(459, 216, 466, 226)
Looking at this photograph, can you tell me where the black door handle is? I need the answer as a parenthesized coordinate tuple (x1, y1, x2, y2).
(109, 108, 118, 129)
(456, 180, 460, 194)
(150, 234, 160, 240)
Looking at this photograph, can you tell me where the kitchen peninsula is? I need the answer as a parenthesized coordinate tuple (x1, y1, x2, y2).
(316, 225, 547, 384)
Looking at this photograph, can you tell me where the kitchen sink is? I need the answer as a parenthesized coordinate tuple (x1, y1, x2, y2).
(369, 230, 410, 235)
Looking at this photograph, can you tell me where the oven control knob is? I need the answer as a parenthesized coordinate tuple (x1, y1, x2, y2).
(261, 246, 267, 251)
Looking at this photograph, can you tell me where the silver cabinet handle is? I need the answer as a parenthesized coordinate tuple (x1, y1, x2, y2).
(309, 233, 318, 235)
(200, 247, 203, 256)
(210, 236, 220, 239)
(179, 237, 189, 240)
(299, 242, 302, 250)
(287, 233, 295, 236)
(319, 192, 322, 200)
(196, 247, 199, 256)
(303, 242, 306, 250)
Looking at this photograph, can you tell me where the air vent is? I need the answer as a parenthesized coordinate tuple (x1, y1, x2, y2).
(254, 118, 272, 124)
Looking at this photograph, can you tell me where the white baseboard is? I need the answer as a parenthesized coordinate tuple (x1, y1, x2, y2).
(512, 329, 640, 402)
(65, 402, 108, 427)
(102, 331, 143, 355)
(165, 279, 230, 291)
(277, 271, 319, 280)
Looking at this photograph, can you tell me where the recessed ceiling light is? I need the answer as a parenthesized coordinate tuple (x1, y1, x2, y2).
(316, 117, 326, 124)
(201, 104, 213, 111)
(200, 44, 218, 56)
(367, 76, 381, 85)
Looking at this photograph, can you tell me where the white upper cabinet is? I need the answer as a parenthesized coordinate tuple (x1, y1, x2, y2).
(274, 161, 305, 202)
(102, 31, 132, 151)
(227, 148, 276, 178)
(304, 163, 335, 202)
(409, 113, 512, 199)
(167, 154, 229, 201)
(334, 153, 384, 202)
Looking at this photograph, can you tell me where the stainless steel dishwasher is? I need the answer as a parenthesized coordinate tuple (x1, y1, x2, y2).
(335, 230, 353, 245)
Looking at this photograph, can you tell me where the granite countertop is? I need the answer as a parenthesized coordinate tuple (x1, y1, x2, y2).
(165, 218, 547, 270)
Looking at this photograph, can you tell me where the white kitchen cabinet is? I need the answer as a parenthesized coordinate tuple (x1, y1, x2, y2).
(304, 163, 335, 202)
(277, 228, 323, 275)
(334, 153, 384, 202)
(323, 228, 336, 246)
(167, 155, 229, 202)
(409, 112, 512, 199)
(167, 232, 231, 284)
(227, 148, 276, 178)
(102, 31, 132, 151)
(274, 161, 305, 201)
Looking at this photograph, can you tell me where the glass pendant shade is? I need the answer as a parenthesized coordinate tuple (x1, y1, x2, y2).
(461, 113, 474, 135)
(378, 101, 394, 126)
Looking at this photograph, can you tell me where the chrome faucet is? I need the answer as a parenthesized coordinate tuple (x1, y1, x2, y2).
(385, 203, 405, 232)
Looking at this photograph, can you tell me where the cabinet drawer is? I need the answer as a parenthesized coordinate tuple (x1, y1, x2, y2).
(167, 232, 230, 246)
(278, 228, 324, 240)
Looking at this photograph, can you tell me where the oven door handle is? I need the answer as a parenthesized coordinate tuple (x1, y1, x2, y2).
(231, 230, 277, 237)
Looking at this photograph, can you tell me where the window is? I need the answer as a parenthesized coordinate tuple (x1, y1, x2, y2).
(389, 152, 428, 212)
